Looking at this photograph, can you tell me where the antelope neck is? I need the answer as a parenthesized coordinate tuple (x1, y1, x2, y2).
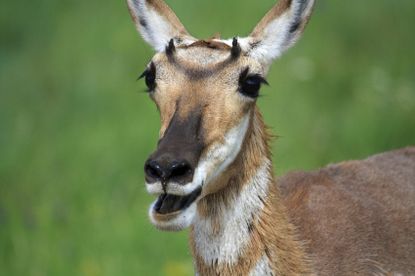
(190, 108, 313, 275)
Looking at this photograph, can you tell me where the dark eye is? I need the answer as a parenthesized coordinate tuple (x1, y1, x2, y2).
(139, 62, 157, 92)
(238, 67, 268, 98)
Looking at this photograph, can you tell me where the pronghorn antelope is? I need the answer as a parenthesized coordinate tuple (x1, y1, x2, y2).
(126, 0, 415, 275)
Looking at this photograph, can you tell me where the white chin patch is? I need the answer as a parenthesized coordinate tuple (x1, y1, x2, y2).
(146, 113, 250, 231)
(146, 114, 250, 197)
(149, 201, 197, 231)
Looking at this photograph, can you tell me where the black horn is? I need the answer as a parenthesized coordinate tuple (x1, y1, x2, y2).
(231, 37, 241, 58)
(166, 38, 176, 56)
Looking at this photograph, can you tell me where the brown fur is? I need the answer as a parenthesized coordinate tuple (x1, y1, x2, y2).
(280, 147, 415, 275)
(185, 40, 231, 50)
(191, 109, 313, 275)
(196, 108, 271, 218)
(149, 48, 263, 159)
(126, 0, 415, 274)
(191, 108, 415, 275)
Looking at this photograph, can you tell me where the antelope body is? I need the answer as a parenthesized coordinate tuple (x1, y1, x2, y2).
(126, 0, 415, 275)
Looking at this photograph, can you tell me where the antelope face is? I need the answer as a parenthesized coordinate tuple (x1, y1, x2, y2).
(127, 0, 315, 231)
(141, 44, 265, 230)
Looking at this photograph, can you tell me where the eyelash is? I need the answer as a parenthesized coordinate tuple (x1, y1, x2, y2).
(138, 62, 157, 92)
(138, 65, 267, 97)
(238, 67, 268, 98)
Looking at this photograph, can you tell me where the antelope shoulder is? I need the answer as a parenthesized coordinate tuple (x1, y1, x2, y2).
(279, 146, 415, 275)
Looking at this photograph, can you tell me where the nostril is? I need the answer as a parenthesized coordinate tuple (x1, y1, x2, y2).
(170, 161, 193, 179)
(145, 158, 194, 184)
(145, 160, 164, 181)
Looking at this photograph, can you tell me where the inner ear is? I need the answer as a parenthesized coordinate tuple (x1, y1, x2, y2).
(127, 0, 195, 52)
(246, 0, 316, 64)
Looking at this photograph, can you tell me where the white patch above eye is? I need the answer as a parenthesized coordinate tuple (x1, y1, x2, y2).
(193, 161, 272, 266)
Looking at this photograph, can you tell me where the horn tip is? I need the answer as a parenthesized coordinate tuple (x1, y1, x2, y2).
(166, 38, 176, 56)
(231, 37, 241, 58)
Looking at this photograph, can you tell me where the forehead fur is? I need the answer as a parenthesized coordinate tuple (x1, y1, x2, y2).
(177, 46, 231, 66)
(151, 40, 264, 79)
(149, 40, 262, 142)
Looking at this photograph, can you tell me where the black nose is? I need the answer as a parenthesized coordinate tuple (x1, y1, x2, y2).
(145, 158, 194, 184)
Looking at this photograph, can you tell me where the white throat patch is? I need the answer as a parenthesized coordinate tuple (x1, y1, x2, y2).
(192, 161, 271, 265)
(147, 114, 251, 231)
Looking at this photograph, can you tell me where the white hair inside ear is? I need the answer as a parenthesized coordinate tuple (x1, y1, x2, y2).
(242, 0, 316, 65)
(127, 0, 195, 52)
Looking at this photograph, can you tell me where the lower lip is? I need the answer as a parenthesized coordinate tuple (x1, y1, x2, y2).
(153, 186, 202, 215)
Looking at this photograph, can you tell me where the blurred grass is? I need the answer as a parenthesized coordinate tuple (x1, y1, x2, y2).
(0, 0, 414, 275)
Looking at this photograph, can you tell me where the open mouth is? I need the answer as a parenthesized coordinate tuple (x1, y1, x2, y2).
(153, 187, 202, 215)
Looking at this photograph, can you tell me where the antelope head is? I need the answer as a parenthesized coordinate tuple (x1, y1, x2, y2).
(127, 0, 315, 231)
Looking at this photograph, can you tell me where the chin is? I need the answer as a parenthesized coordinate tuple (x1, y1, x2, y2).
(148, 186, 201, 231)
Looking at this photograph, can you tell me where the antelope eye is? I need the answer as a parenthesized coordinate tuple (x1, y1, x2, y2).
(139, 62, 157, 92)
(238, 67, 268, 98)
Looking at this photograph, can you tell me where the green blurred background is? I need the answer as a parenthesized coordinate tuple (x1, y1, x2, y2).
(1, 0, 414, 275)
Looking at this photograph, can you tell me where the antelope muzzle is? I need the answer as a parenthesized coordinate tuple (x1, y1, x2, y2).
(144, 110, 204, 215)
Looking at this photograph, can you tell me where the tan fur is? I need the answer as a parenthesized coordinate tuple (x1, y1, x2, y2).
(126, 1, 415, 275)
(149, 47, 263, 164)
(280, 147, 415, 275)
(185, 40, 231, 50)
(190, 111, 415, 275)
(191, 108, 313, 275)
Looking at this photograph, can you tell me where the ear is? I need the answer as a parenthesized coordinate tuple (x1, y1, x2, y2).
(127, 0, 194, 52)
(246, 0, 315, 65)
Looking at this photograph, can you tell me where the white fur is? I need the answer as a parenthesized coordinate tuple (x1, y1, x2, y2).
(246, 0, 315, 65)
(250, 12, 292, 63)
(147, 114, 251, 231)
(193, 113, 250, 191)
(127, 0, 194, 52)
(193, 161, 272, 265)
(128, 0, 314, 62)
(249, 254, 273, 276)
(146, 114, 250, 197)
(219, 37, 258, 59)
(148, 201, 196, 231)
(218, 0, 315, 65)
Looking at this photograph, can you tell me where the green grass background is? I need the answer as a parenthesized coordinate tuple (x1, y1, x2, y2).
(1, 0, 414, 275)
